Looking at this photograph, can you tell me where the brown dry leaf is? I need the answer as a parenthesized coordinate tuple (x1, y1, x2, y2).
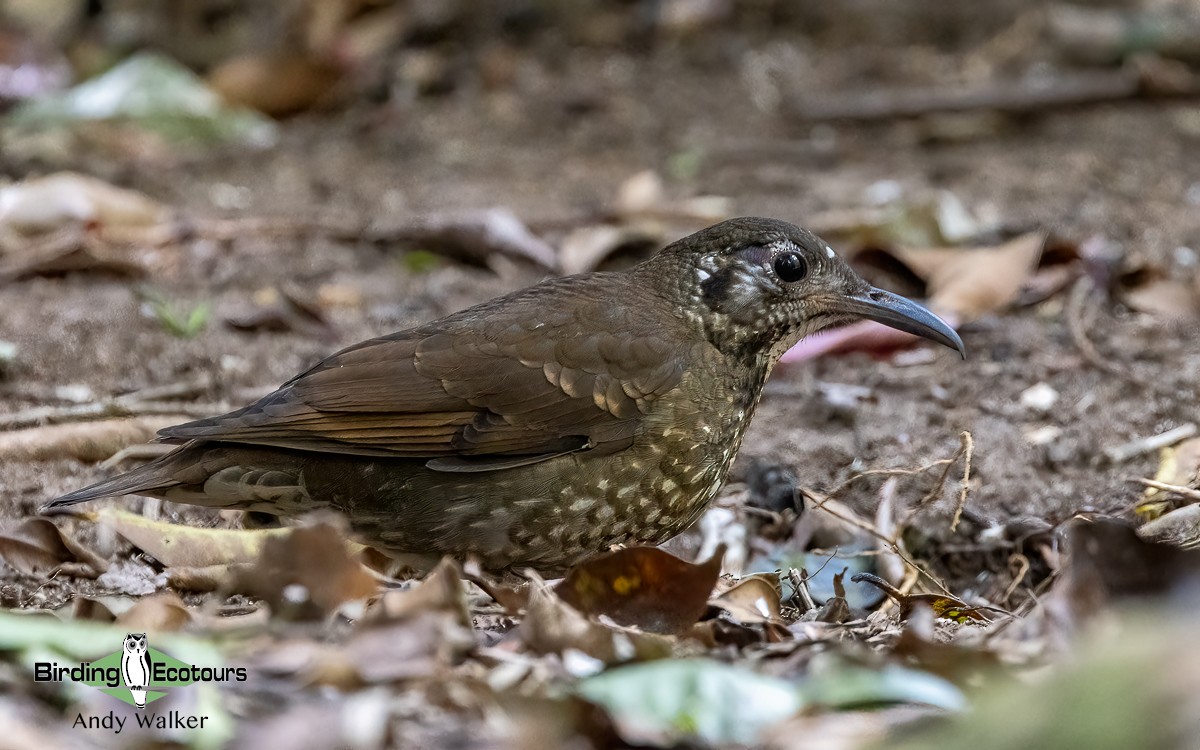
(710, 572, 784, 625)
(557, 224, 661, 274)
(228, 693, 400, 750)
(70, 597, 119, 622)
(208, 54, 342, 118)
(554, 545, 724, 635)
(250, 560, 475, 688)
(818, 568, 851, 623)
(0, 518, 107, 577)
(364, 557, 471, 626)
(374, 209, 557, 269)
(462, 560, 531, 615)
(117, 591, 192, 631)
(761, 709, 895, 750)
(329, 615, 475, 685)
(897, 232, 1046, 322)
(93, 507, 290, 568)
(1138, 504, 1200, 550)
(0, 172, 169, 235)
(1119, 268, 1200, 320)
(612, 170, 731, 222)
(521, 579, 675, 664)
(0, 227, 150, 282)
(1053, 520, 1200, 627)
(686, 617, 765, 649)
(346, 559, 475, 683)
(334, 4, 413, 67)
(232, 522, 380, 620)
(0, 416, 181, 462)
(225, 284, 335, 338)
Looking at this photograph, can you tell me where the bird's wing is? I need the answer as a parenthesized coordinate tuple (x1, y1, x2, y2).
(159, 277, 687, 467)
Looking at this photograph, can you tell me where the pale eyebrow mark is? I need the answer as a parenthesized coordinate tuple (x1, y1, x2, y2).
(824, 245, 835, 258)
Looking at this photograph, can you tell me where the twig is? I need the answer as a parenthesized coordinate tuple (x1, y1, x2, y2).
(825, 459, 954, 500)
(804, 488, 954, 596)
(120, 378, 212, 402)
(1066, 276, 1152, 389)
(914, 447, 964, 510)
(788, 568, 817, 612)
(714, 501, 786, 523)
(1127, 476, 1200, 502)
(1002, 553, 1030, 604)
(192, 210, 558, 268)
(800, 548, 841, 581)
(0, 400, 230, 431)
(950, 431, 974, 533)
(785, 65, 1200, 123)
(1105, 424, 1197, 464)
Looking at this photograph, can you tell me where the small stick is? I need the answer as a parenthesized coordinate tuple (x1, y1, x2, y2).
(1002, 553, 1031, 604)
(1127, 477, 1200, 503)
(1066, 277, 1130, 380)
(805, 489, 954, 596)
(785, 66, 1198, 123)
(825, 459, 954, 500)
(788, 567, 817, 612)
(0, 400, 231, 431)
(949, 431, 974, 533)
(1105, 424, 1198, 464)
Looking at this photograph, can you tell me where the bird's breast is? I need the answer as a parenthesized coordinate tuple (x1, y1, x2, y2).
(616, 362, 765, 534)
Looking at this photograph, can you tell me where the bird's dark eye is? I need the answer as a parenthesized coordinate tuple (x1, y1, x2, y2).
(772, 252, 808, 283)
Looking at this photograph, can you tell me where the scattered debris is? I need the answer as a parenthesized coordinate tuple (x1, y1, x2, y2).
(1104, 424, 1197, 464)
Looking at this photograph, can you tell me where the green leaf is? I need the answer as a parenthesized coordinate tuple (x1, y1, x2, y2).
(6, 52, 277, 148)
(140, 288, 210, 338)
(801, 662, 966, 712)
(578, 659, 803, 744)
(667, 148, 705, 182)
(400, 249, 443, 273)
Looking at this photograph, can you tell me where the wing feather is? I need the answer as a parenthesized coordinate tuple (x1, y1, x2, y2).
(159, 275, 689, 464)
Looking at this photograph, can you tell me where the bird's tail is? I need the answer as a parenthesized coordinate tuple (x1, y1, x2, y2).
(40, 454, 181, 514)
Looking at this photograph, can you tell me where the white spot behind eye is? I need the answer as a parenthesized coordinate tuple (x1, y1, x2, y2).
(825, 245, 835, 258)
(696, 268, 711, 281)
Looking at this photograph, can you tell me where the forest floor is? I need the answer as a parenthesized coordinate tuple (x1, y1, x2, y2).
(1, 32, 1199, 750)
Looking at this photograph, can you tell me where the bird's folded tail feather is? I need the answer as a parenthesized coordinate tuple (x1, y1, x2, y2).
(40, 459, 180, 514)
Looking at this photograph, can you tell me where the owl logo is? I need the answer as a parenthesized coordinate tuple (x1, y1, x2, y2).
(120, 633, 151, 709)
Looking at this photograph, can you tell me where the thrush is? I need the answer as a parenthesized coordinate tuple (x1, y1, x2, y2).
(44, 217, 963, 572)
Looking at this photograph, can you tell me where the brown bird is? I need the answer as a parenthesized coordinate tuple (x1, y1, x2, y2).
(44, 218, 963, 572)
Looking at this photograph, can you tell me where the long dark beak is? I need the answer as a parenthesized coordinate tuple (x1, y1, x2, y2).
(827, 287, 965, 357)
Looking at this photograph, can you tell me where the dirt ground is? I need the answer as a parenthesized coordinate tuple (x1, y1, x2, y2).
(2, 10, 1200, 746)
(7, 56, 1198, 539)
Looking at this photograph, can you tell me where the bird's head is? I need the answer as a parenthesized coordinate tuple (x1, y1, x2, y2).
(639, 217, 964, 365)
